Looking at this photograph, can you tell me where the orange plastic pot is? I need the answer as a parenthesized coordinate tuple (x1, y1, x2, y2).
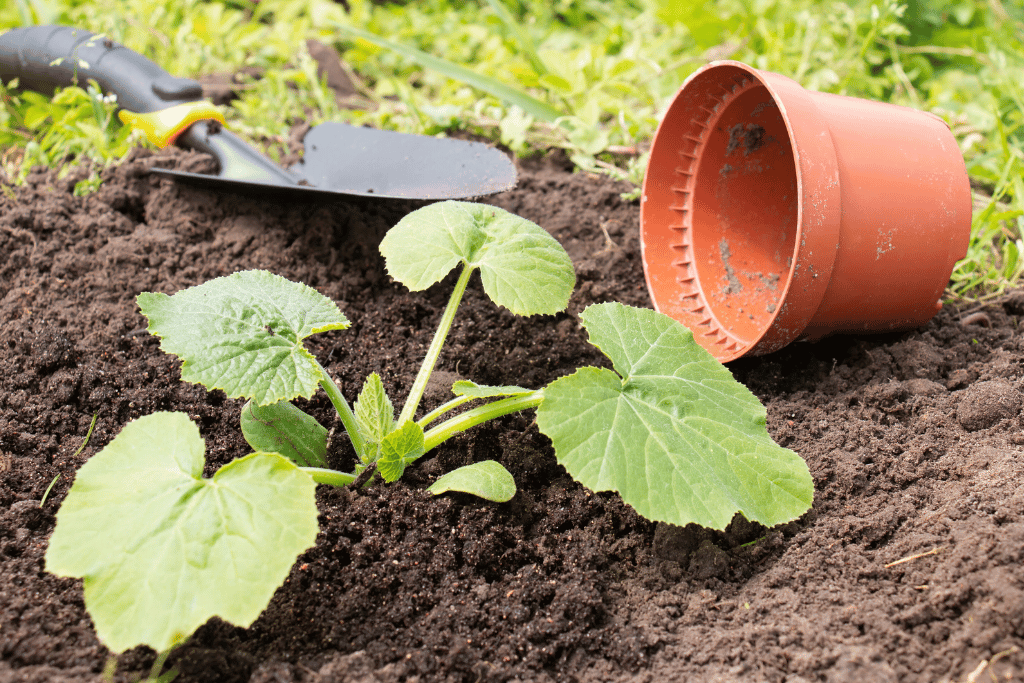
(640, 61, 972, 362)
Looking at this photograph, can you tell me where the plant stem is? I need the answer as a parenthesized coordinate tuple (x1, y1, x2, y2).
(146, 647, 176, 682)
(398, 263, 474, 426)
(72, 412, 98, 458)
(301, 467, 358, 487)
(315, 359, 367, 459)
(417, 395, 474, 428)
(39, 474, 60, 507)
(422, 390, 543, 453)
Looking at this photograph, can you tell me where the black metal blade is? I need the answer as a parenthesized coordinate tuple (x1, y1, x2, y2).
(291, 122, 517, 199)
(150, 121, 516, 200)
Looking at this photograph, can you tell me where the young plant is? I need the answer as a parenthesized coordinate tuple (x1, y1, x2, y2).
(45, 200, 813, 660)
(135, 201, 575, 499)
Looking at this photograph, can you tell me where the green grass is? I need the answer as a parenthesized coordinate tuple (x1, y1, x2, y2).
(1, 0, 1022, 297)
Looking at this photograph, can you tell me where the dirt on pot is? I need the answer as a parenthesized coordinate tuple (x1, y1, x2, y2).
(1, 147, 1023, 683)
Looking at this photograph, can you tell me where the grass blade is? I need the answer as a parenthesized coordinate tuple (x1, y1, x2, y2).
(333, 24, 561, 123)
(482, 0, 548, 77)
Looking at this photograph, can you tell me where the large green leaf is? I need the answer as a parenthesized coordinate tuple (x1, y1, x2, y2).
(379, 201, 575, 316)
(536, 303, 813, 530)
(137, 270, 348, 406)
(45, 412, 318, 653)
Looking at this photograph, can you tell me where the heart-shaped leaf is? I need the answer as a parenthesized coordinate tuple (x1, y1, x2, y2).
(379, 201, 575, 316)
(138, 270, 348, 406)
(45, 412, 318, 653)
(537, 302, 813, 530)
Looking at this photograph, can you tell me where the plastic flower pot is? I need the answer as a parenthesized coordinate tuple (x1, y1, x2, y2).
(640, 61, 972, 362)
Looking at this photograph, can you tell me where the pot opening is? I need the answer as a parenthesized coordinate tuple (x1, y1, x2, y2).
(679, 72, 799, 350)
(645, 61, 971, 361)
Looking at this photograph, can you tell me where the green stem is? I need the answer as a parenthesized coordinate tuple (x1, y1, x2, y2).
(301, 467, 358, 487)
(39, 474, 61, 507)
(72, 412, 98, 459)
(398, 263, 474, 426)
(146, 647, 176, 682)
(417, 395, 474, 428)
(422, 390, 543, 453)
(316, 359, 367, 459)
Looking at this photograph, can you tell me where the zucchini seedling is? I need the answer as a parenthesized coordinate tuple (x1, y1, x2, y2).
(45, 201, 813, 659)
(138, 200, 575, 501)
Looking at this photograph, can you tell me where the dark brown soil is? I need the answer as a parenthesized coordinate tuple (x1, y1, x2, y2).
(2, 147, 1023, 683)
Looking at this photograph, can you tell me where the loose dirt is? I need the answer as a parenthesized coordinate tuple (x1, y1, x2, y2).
(1, 147, 1022, 682)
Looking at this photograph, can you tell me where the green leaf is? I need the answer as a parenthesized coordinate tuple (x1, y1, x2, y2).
(427, 461, 517, 502)
(538, 73, 574, 93)
(45, 412, 318, 654)
(377, 420, 425, 482)
(23, 105, 51, 129)
(240, 399, 329, 468)
(452, 380, 536, 399)
(354, 373, 395, 444)
(334, 24, 561, 123)
(137, 270, 349, 406)
(536, 303, 813, 530)
(651, 1, 736, 49)
(379, 201, 575, 316)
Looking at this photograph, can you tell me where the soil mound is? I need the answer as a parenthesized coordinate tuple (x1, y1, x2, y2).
(1, 149, 1021, 682)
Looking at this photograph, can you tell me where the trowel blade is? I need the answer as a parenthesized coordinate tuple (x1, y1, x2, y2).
(150, 121, 517, 201)
(292, 122, 517, 200)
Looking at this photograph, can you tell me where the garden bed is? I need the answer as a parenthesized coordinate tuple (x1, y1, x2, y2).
(1, 148, 1022, 682)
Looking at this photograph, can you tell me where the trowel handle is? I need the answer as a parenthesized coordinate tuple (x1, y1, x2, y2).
(0, 25, 302, 188)
(0, 25, 203, 113)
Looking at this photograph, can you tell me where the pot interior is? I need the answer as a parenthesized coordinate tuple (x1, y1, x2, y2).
(689, 79, 798, 344)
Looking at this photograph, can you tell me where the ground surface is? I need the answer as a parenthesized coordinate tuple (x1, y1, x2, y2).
(1, 148, 1022, 683)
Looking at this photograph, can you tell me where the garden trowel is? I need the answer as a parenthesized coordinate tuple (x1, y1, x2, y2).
(0, 25, 517, 200)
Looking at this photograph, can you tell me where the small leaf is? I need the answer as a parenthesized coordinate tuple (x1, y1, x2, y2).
(354, 373, 395, 444)
(427, 461, 517, 502)
(377, 420, 425, 482)
(240, 399, 328, 468)
(137, 270, 348, 406)
(45, 412, 318, 653)
(452, 380, 535, 399)
(23, 105, 51, 129)
(379, 201, 575, 316)
(536, 302, 813, 530)
(538, 73, 574, 92)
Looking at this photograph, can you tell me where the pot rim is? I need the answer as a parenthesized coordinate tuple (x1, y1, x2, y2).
(640, 60, 842, 361)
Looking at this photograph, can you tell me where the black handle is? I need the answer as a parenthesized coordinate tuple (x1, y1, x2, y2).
(0, 25, 303, 189)
(0, 25, 203, 113)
